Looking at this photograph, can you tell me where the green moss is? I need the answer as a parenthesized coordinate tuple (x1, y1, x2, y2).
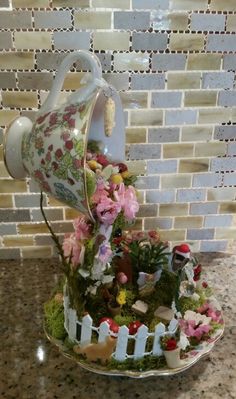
(64, 336, 76, 350)
(210, 321, 223, 333)
(114, 314, 134, 326)
(107, 354, 166, 372)
(149, 317, 167, 332)
(155, 269, 177, 306)
(44, 298, 67, 340)
(178, 292, 206, 314)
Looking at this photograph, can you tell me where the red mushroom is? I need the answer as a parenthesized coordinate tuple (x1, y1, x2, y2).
(128, 320, 143, 335)
(98, 317, 119, 334)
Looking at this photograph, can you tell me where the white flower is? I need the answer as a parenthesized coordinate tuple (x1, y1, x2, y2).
(184, 310, 211, 325)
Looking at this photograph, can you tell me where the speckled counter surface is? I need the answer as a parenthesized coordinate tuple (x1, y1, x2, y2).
(0, 252, 236, 399)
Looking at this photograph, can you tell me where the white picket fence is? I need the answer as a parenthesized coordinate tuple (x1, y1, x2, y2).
(64, 294, 179, 361)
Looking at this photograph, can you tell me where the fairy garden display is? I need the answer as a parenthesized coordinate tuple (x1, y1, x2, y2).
(44, 140, 224, 374)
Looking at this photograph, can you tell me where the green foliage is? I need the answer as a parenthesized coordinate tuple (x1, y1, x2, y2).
(210, 321, 223, 333)
(85, 168, 96, 198)
(107, 354, 166, 372)
(64, 336, 77, 350)
(85, 292, 108, 325)
(87, 140, 101, 153)
(114, 314, 134, 326)
(123, 174, 137, 187)
(129, 239, 169, 275)
(44, 298, 67, 340)
(178, 291, 206, 314)
(155, 269, 177, 306)
(110, 212, 126, 243)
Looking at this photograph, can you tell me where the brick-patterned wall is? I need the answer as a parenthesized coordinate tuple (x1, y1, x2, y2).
(0, 0, 236, 259)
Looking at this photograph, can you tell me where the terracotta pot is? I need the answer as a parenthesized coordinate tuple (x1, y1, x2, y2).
(4, 50, 125, 221)
(163, 347, 182, 369)
(107, 300, 121, 317)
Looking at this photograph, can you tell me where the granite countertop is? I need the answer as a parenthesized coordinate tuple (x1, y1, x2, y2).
(0, 252, 236, 399)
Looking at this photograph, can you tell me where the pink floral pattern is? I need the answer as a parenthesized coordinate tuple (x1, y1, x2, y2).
(21, 100, 91, 211)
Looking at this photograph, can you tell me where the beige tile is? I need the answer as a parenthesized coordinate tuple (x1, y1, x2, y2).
(179, 159, 209, 173)
(195, 142, 227, 157)
(187, 54, 221, 71)
(161, 174, 192, 189)
(3, 236, 34, 247)
(2, 92, 38, 108)
(198, 108, 231, 124)
(40, 91, 71, 107)
(160, 229, 185, 241)
(231, 108, 236, 123)
(13, 0, 49, 6)
(47, 196, 65, 207)
(130, 110, 163, 126)
(0, 180, 27, 193)
(126, 128, 146, 144)
(127, 218, 142, 230)
(114, 53, 149, 71)
(0, 52, 34, 70)
(65, 208, 82, 220)
(220, 203, 236, 214)
(169, 34, 204, 51)
(14, 32, 51, 50)
(0, 110, 20, 126)
(120, 92, 148, 109)
(207, 188, 236, 201)
(174, 216, 203, 228)
(226, 15, 236, 32)
(0, 194, 13, 208)
(126, 160, 146, 175)
(51, 221, 74, 233)
(18, 223, 49, 234)
(170, 0, 207, 10)
(53, 0, 89, 6)
(163, 143, 194, 159)
(93, 32, 130, 51)
(151, 11, 188, 30)
(92, 0, 130, 8)
(167, 72, 201, 89)
(0, 162, 10, 178)
(74, 11, 111, 29)
(159, 203, 189, 216)
(62, 72, 86, 90)
(182, 126, 213, 142)
(170, 12, 189, 30)
(215, 228, 236, 239)
(22, 246, 52, 258)
(210, 0, 236, 11)
(184, 91, 217, 107)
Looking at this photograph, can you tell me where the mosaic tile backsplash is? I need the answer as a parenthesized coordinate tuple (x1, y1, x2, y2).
(0, 0, 236, 259)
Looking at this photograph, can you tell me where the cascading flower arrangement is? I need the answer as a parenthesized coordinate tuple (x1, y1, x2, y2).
(56, 141, 140, 315)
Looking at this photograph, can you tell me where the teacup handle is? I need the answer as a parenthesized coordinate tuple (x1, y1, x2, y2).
(40, 50, 103, 113)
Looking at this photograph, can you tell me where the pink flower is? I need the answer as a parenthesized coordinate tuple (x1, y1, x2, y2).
(96, 197, 121, 225)
(179, 319, 211, 341)
(62, 233, 85, 268)
(73, 216, 91, 241)
(92, 179, 109, 203)
(197, 303, 223, 324)
(98, 242, 113, 263)
(114, 183, 139, 222)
